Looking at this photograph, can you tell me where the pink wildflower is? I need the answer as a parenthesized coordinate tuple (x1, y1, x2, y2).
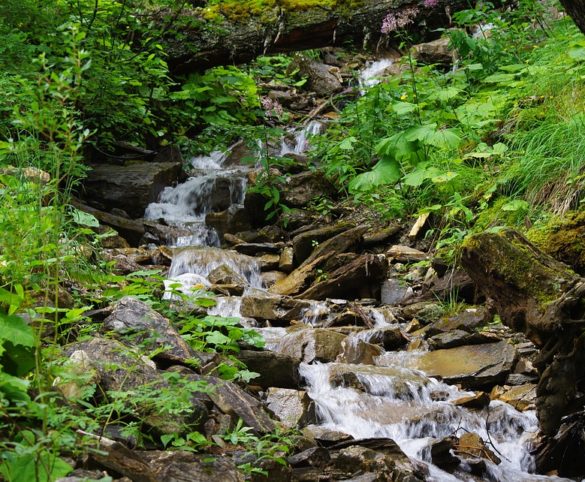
(424, 0, 439, 8)
(380, 6, 419, 34)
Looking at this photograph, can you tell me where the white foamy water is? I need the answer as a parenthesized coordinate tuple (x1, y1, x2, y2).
(359, 58, 394, 93)
(299, 358, 569, 482)
(280, 121, 323, 156)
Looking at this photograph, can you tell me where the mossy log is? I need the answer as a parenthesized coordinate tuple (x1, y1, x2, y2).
(461, 228, 585, 474)
(165, 0, 462, 73)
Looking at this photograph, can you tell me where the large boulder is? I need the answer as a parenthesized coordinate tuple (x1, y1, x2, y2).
(414, 341, 517, 390)
(103, 297, 194, 363)
(276, 329, 347, 363)
(265, 388, 316, 428)
(240, 291, 312, 324)
(236, 350, 299, 389)
(297, 59, 343, 96)
(82, 162, 183, 218)
(280, 171, 336, 208)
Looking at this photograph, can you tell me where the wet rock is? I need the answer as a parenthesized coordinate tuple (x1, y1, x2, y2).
(302, 425, 353, 446)
(412, 37, 455, 65)
(281, 171, 336, 208)
(143, 220, 192, 245)
(452, 392, 490, 409)
(365, 326, 409, 351)
(265, 388, 316, 428)
(103, 297, 194, 363)
(276, 329, 347, 363)
(208, 264, 247, 287)
(82, 162, 183, 218)
(419, 269, 478, 304)
(206, 206, 252, 238)
(292, 222, 353, 265)
(257, 253, 281, 271)
(279, 247, 295, 272)
(415, 341, 517, 390)
(240, 292, 312, 324)
(298, 59, 343, 96)
(287, 447, 330, 467)
(454, 433, 500, 472)
(430, 436, 460, 472)
(328, 364, 429, 400)
(428, 330, 495, 350)
(387, 245, 428, 262)
(299, 254, 388, 300)
(336, 338, 382, 365)
(491, 384, 536, 411)
(233, 242, 282, 256)
(333, 441, 425, 482)
(260, 270, 288, 288)
(381, 279, 414, 305)
(236, 350, 299, 389)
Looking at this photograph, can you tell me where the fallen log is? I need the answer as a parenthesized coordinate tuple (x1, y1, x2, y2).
(460, 229, 585, 476)
(164, 0, 461, 73)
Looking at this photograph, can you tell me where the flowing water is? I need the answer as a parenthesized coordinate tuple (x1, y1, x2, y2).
(146, 61, 569, 482)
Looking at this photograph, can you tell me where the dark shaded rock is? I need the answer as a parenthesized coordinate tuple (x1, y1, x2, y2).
(292, 222, 353, 265)
(430, 436, 460, 472)
(276, 329, 347, 363)
(287, 447, 330, 467)
(299, 254, 388, 301)
(257, 253, 281, 271)
(236, 350, 299, 389)
(270, 254, 328, 297)
(414, 341, 516, 390)
(365, 327, 409, 351)
(302, 425, 353, 446)
(303, 225, 368, 268)
(82, 162, 183, 218)
(428, 330, 495, 350)
(103, 297, 194, 363)
(363, 224, 401, 247)
(143, 220, 192, 246)
(298, 59, 343, 96)
(401, 302, 445, 322)
(233, 242, 282, 256)
(281, 171, 336, 208)
(265, 388, 316, 428)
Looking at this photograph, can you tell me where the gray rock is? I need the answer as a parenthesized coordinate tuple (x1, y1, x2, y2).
(336, 338, 382, 365)
(291, 223, 354, 266)
(279, 246, 295, 272)
(260, 270, 288, 288)
(236, 350, 299, 389)
(412, 37, 455, 65)
(240, 292, 312, 324)
(381, 279, 414, 305)
(298, 59, 343, 96)
(276, 329, 347, 363)
(265, 388, 316, 428)
(208, 265, 246, 287)
(281, 171, 336, 208)
(82, 162, 183, 218)
(103, 297, 194, 363)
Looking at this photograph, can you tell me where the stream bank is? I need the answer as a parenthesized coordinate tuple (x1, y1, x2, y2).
(66, 43, 585, 482)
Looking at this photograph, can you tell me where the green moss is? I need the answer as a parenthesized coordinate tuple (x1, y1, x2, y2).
(527, 210, 585, 275)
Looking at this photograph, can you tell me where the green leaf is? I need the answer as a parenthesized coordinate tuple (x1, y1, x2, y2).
(391, 101, 417, 115)
(348, 159, 401, 192)
(339, 136, 357, 150)
(0, 313, 34, 348)
(501, 199, 529, 212)
(0, 452, 72, 482)
(431, 171, 458, 183)
(568, 48, 585, 61)
(483, 73, 516, 84)
(424, 128, 462, 150)
(71, 209, 100, 227)
(205, 331, 232, 346)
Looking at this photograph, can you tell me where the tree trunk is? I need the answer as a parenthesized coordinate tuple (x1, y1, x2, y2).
(559, 0, 585, 34)
(164, 0, 460, 73)
(460, 229, 585, 476)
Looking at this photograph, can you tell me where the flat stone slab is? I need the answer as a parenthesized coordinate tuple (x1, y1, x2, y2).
(414, 341, 516, 390)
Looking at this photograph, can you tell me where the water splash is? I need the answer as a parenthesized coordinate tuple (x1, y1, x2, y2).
(280, 121, 323, 156)
(358, 58, 394, 93)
